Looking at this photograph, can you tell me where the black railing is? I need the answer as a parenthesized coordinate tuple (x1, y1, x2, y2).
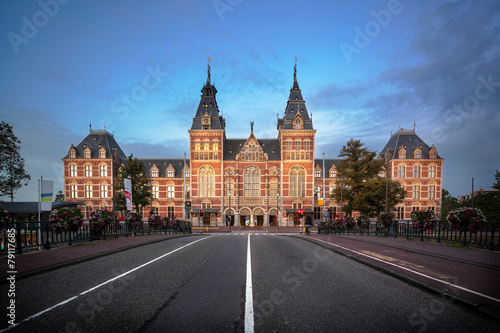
(1, 220, 192, 255)
(317, 220, 500, 251)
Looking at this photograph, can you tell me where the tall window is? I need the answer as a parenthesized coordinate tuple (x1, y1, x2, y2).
(286, 140, 292, 151)
(290, 166, 306, 197)
(429, 185, 436, 199)
(304, 140, 310, 151)
(396, 206, 404, 219)
(168, 206, 174, 218)
(195, 139, 200, 151)
(70, 183, 77, 198)
(85, 164, 92, 177)
(198, 165, 215, 197)
(329, 183, 336, 196)
(204, 139, 209, 151)
(100, 183, 107, 198)
(412, 185, 420, 199)
(244, 166, 260, 197)
(70, 164, 77, 177)
(213, 140, 218, 151)
(429, 165, 436, 178)
(167, 183, 175, 198)
(398, 165, 405, 178)
(315, 169, 321, 178)
(225, 179, 235, 196)
(270, 179, 278, 197)
(295, 139, 301, 150)
(85, 183, 92, 198)
(152, 182, 159, 199)
(184, 168, 190, 178)
(413, 165, 421, 178)
(100, 164, 107, 177)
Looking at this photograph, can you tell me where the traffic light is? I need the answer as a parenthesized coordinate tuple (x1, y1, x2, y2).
(185, 201, 191, 211)
(298, 209, 304, 216)
(334, 215, 339, 220)
(200, 210, 204, 217)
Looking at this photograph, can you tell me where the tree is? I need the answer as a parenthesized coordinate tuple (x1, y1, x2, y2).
(114, 155, 151, 212)
(331, 139, 405, 217)
(493, 169, 500, 190)
(459, 191, 500, 222)
(54, 190, 65, 203)
(440, 188, 459, 220)
(0, 121, 31, 201)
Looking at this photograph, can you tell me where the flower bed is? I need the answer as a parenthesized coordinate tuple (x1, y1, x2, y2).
(356, 215, 370, 229)
(89, 207, 115, 231)
(447, 207, 487, 233)
(377, 212, 395, 228)
(49, 207, 83, 233)
(125, 212, 142, 231)
(411, 209, 437, 231)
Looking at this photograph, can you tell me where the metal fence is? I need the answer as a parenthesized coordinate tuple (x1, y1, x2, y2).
(1, 220, 192, 255)
(318, 220, 500, 251)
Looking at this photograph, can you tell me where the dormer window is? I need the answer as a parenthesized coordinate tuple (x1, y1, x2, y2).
(414, 148, 422, 159)
(294, 117, 303, 129)
(69, 149, 76, 159)
(398, 149, 405, 159)
(151, 165, 159, 178)
(99, 147, 106, 159)
(167, 165, 175, 178)
(330, 169, 337, 178)
(84, 147, 91, 159)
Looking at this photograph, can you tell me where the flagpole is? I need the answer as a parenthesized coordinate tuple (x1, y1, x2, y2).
(38, 177, 42, 251)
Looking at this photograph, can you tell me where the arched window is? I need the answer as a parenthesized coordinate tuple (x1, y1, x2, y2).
(225, 178, 235, 196)
(244, 166, 260, 197)
(85, 163, 92, 177)
(152, 181, 159, 199)
(198, 165, 215, 197)
(290, 166, 306, 197)
(413, 164, 421, 178)
(270, 178, 278, 197)
(100, 181, 108, 198)
(69, 163, 77, 177)
(70, 181, 78, 198)
(100, 163, 108, 177)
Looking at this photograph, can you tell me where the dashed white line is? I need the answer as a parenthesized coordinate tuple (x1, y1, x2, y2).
(245, 233, 254, 333)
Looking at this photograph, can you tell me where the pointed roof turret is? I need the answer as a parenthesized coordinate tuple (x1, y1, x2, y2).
(278, 63, 313, 130)
(190, 62, 225, 131)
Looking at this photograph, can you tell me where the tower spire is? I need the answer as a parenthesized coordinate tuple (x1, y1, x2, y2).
(207, 57, 211, 83)
(294, 56, 297, 82)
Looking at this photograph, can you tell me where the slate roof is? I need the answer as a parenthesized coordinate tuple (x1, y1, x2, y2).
(379, 128, 443, 160)
(136, 159, 189, 178)
(190, 65, 225, 131)
(314, 159, 342, 174)
(224, 138, 281, 161)
(278, 64, 314, 130)
(63, 129, 126, 159)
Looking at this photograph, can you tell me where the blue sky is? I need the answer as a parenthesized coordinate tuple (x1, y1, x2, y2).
(1, 0, 499, 201)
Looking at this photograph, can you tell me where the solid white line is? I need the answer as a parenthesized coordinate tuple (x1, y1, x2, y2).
(315, 238, 500, 304)
(245, 234, 254, 333)
(0, 236, 211, 333)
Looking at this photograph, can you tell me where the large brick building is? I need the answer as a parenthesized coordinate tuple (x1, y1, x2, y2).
(62, 65, 444, 226)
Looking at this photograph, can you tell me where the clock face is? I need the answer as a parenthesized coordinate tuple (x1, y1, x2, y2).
(203, 118, 209, 125)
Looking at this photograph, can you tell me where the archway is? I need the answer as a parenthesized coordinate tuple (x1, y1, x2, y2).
(240, 208, 251, 226)
(253, 208, 264, 226)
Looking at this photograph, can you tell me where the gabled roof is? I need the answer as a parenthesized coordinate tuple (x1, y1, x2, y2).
(379, 128, 443, 160)
(314, 159, 342, 175)
(224, 138, 281, 161)
(278, 64, 314, 130)
(137, 159, 190, 178)
(63, 129, 126, 159)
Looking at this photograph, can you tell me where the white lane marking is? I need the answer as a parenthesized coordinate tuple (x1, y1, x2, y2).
(314, 238, 500, 304)
(245, 234, 254, 333)
(0, 236, 211, 333)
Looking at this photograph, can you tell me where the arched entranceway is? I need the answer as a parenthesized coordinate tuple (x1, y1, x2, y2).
(240, 208, 251, 226)
(269, 208, 278, 226)
(253, 208, 264, 226)
(226, 208, 235, 226)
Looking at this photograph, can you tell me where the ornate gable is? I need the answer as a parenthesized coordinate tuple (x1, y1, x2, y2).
(236, 134, 268, 162)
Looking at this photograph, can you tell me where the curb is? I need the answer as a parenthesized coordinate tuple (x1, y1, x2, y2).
(0, 234, 194, 284)
(293, 235, 500, 322)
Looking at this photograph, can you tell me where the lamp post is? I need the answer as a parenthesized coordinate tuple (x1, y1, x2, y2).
(340, 178, 344, 220)
(228, 190, 231, 231)
(276, 192, 279, 230)
(385, 160, 389, 214)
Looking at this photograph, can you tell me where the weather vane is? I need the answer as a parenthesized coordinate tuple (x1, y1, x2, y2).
(250, 121, 254, 133)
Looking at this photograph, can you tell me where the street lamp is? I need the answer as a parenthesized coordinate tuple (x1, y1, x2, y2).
(228, 190, 231, 231)
(340, 178, 344, 220)
(276, 192, 279, 230)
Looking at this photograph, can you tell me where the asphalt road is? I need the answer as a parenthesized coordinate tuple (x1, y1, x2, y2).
(1, 233, 498, 332)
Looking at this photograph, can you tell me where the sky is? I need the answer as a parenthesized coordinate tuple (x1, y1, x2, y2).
(0, 0, 499, 202)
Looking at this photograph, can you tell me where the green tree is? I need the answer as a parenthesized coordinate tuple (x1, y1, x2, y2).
(440, 188, 459, 220)
(331, 139, 405, 217)
(54, 190, 65, 203)
(0, 121, 31, 201)
(493, 169, 500, 190)
(114, 155, 151, 212)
